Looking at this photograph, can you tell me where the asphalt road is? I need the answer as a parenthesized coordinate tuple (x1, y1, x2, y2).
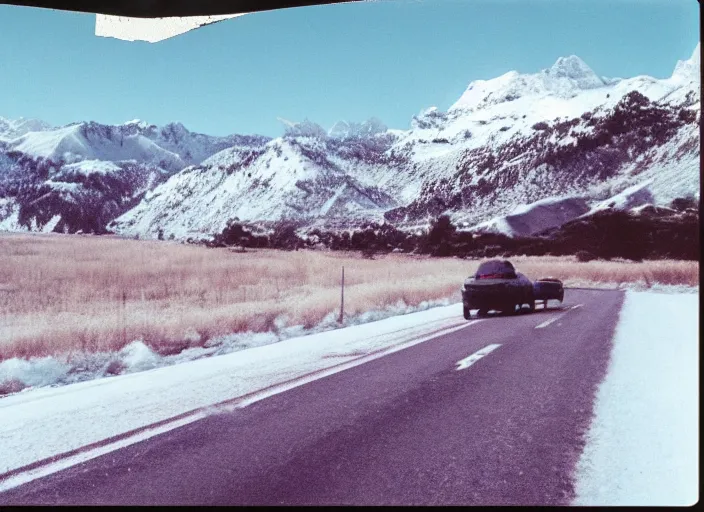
(0, 289, 625, 506)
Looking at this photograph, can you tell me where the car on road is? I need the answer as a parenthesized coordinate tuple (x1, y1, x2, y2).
(532, 277, 565, 307)
(461, 259, 535, 319)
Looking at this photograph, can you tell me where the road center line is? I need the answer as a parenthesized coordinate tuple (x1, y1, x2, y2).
(456, 343, 502, 370)
(0, 319, 482, 494)
(535, 304, 583, 329)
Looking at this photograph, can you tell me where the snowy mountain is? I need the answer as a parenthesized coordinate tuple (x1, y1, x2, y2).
(1, 43, 700, 238)
(378, 43, 700, 227)
(0, 119, 269, 233)
(0, 116, 53, 140)
(110, 136, 397, 239)
(4, 119, 269, 171)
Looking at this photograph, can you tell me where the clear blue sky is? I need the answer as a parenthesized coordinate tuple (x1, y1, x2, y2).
(0, 0, 699, 137)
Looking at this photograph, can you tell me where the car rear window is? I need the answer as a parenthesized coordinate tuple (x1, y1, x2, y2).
(475, 260, 517, 279)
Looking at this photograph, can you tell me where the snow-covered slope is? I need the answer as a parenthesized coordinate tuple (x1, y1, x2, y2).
(111, 137, 397, 239)
(587, 180, 656, 215)
(469, 196, 592, 237)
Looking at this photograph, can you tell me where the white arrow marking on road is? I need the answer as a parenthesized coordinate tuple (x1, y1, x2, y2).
(535, 304, 583, 329)
(456, 343, 502, 371)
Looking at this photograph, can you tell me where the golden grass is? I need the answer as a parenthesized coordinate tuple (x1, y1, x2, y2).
(0, 232, 698, 360)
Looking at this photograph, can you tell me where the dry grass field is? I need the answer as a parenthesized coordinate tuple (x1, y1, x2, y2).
(0, 232, 698, 360)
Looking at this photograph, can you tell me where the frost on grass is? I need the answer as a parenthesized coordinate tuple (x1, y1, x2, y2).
(0, 297, 451, 395)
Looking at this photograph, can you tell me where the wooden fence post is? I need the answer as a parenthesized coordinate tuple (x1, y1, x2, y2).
(339, 266, 345, 324)
(122, 291, 127, 345)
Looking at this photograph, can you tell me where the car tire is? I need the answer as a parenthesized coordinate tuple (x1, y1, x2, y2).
(477, 309, 488, 317)
(526, 293, 536, 313)
(463, 304, 471, 320)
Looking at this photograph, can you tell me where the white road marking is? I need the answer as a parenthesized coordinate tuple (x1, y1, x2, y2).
(0, 319, 483, 494)
(456, 343, 502, 370)
(0, 413, 207, 493)
(535, 304, 583, 329)
(236, 320, 482, 408)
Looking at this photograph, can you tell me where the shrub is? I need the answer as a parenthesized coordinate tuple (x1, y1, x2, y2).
(427, 215, 456, 246)
(678, 109, 697, 124)
(670, 196, 698, 212)
(270, 222, 303, 250)
(211, 220, 269, 248)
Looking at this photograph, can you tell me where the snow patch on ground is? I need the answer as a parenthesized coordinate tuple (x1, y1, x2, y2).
(0, 199, 26, 232)
(0, 357, 69, 389)
(62, 159, 122, 175)
(564, 281, 699, 294)
(573, 290, 699, 506)
(41, 215, 61, 233)
(587, 179, 656, 214)
(0, 297, 452, 395)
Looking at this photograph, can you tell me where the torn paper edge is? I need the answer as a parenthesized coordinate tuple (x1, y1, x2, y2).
(95, 14, 248, 43)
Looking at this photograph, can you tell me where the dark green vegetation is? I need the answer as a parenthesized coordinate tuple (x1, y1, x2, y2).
(206, 196, 700, 262)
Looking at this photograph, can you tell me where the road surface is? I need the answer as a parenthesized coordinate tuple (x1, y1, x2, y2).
(0, 289, 624, 505)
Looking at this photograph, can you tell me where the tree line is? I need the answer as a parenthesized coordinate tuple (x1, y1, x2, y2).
(202, 196, 699, 262)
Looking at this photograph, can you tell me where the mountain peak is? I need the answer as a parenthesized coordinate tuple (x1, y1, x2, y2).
(284, 118, 328, 139)
(328, 118, 388, 138)
(449, 55, 607, 112)
(122, 119, 153, 131)
(671, 42, 700, 82)
(690, 42, 700, 63)
(550, 55, 591, 76)
(547, 54, 604, 88)
(0, 116, 53, 140)
(163, 121, 188, 132)
(329, 120, 350, 137)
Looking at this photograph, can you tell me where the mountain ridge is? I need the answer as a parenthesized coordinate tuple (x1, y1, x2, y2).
(0, 43, 699, 239)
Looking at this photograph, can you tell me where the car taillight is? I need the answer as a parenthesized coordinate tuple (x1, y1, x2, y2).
(477, 273, 506, 279)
